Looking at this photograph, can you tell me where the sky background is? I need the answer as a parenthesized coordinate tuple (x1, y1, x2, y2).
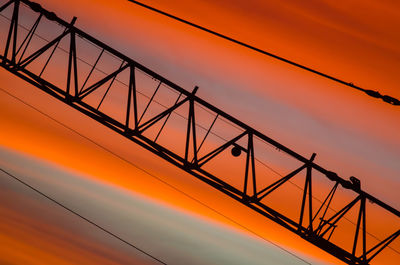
(0, 0, 399, 264)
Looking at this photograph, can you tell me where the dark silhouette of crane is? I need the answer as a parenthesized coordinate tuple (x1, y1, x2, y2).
(0, 1, 399, 264)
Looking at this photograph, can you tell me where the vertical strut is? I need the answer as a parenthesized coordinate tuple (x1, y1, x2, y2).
(362, 196, 367, 261)
(11, 0, 18, 63)
(299, 153, 316, 232)
(126, 64, 138, 130)
(0, 2, 399, 264)
(243, 132, 250, 196)
(250, 133, 257, 196)
(184, 87, 198, 163)
(3, 0, 19, 64)
(66, 31, 78, 97)
(243, 132, 257, 198)
(352, 196, 367, 259)
(191, 99, 198, 164)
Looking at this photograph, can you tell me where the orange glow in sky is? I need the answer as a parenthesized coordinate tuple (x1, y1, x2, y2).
(0, 0, 399, 264)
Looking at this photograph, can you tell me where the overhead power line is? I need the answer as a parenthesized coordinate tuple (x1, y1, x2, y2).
(2, 82, 400, 260)
(0, 167, 168, 265)
(0, 87, 313, 265)
(126, 0, 400, 106)
(0, 13, 393, 243)
(1, 1, 399, 264)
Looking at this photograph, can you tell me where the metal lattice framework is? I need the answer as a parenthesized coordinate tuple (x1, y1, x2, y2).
(0, 1, 399, 264)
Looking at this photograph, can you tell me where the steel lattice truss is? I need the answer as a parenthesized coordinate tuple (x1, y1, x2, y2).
(0, 1, 399, 264)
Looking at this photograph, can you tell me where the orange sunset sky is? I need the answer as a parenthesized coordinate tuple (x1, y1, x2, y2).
(0, 0, 399, 264)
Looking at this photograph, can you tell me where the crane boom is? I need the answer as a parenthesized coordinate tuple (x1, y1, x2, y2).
(0, 1, 399, 264)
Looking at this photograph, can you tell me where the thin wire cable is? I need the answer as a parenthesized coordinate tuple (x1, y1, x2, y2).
(126, 0, 400, 106)
(0, 167, 168, 265)
(2, 3, 399, 222)
(1, 11, 399, 253)
(0, 87, 313, 264)
(2, 11, 390, 222)
(0, 12, 295, 189)
(2, 86, 399, 257)
(0, 7, 377, 199)
(8, 15, 395, 248)
(0, 9, 270, 163)
(12, 3, 246, 132)
(0, 12, 242, 131)
(1, 6, 399, 256)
